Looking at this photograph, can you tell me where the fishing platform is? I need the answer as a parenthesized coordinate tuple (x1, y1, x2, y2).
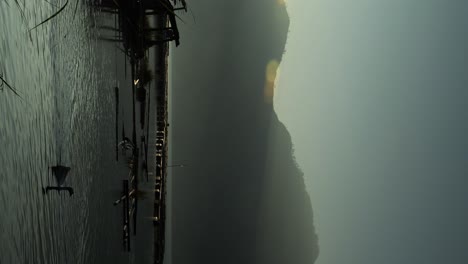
(94, 0, 184, 262)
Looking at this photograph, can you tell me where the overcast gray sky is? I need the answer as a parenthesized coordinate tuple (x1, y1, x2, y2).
(275, 1, 468, 264)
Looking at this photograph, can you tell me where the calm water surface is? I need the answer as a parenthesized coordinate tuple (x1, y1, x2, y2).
(0, 1, 141, 263)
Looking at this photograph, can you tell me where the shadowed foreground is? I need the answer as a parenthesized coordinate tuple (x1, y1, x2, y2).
(171, 0, 319, 263)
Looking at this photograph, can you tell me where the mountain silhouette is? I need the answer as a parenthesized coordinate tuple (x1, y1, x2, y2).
(171, 1, 319, 263)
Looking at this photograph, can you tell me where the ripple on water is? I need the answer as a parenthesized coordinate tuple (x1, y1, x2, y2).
(1, 1, 124, 263)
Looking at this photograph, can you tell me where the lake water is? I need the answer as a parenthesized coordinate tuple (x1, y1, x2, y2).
(0, 1, 153, 263)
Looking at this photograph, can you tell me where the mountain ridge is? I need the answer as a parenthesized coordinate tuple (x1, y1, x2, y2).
(171, 1, 319, 263)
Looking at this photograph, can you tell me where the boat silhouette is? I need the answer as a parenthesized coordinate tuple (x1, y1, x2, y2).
(43, 165, 74, 196)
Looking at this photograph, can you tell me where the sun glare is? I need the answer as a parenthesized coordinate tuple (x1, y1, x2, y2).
(264, 59, 280, 103)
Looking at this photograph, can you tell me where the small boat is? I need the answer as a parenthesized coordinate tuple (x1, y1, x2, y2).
(43, 165, 74, 196)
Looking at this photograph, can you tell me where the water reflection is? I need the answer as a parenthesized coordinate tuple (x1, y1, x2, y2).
(0, 2, 132, 263)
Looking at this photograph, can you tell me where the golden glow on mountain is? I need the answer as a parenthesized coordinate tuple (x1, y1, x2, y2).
(277, 0, 286, 6)
(264, 59, 280, 103)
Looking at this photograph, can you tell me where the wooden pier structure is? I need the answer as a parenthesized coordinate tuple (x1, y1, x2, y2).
(96, 0, 184, 60)
(113, 151, 139, 252)
(97, 0, 184, 262)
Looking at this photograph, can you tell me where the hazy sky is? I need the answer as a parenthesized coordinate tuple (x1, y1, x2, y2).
(275, 1, 468, 264)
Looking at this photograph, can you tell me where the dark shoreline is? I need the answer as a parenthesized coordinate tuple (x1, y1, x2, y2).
(152, 14, 170, 264)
